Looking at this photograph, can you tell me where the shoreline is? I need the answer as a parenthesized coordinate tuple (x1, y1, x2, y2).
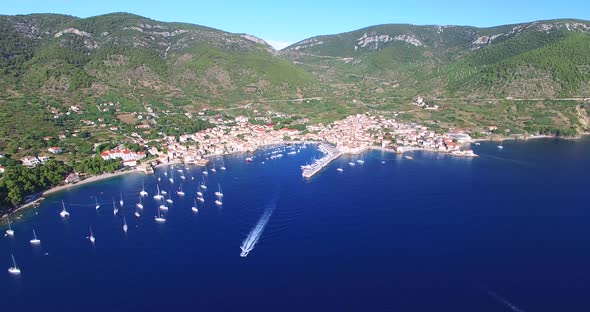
(2, 169, 140, 222)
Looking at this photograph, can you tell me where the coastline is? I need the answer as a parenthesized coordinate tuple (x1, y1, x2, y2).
(2, 169, 140, 222)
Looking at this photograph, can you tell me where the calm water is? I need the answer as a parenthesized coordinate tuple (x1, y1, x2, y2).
(2, 138, 590, 311)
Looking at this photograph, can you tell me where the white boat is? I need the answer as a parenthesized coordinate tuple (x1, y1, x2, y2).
(8, 254, 20, 275)
(215, 198, 223, 206)
(336, 167, 344, 172)
(220, 161, 227, 171)
(474, 142, 481, 146)
(164, 171, 168, 177)
(214, 184, 223, 198)
(153, 185, 164, 200)
(113, 198, 119, 216)
(180, 175, 186, 180)
(203, 170, 208, 176)
(348, 161, 355, 166)
(123, 217, 128, 233)
(191, 176, 195, 180)
(5, 218, 14, 236)
(134, 208, 140, 218)
(161, 189, 167, 195)
(160, 204, 168, 210)
(95, 197, 100, 210)
(158, 176, 161, 182)
(169, 169, 174, 184)
(166, 190, 173, 204)
(210, 167, 217, 173)
(196, 189, 203, 197)
(192, 198, 199, 213)
(176, 184, 185, 196)
(59, 200, 70, 218)
(119, 193, 124, 207)
(498, 143, 504, 149)
(177, 169, 183, 173)
(140, 180, 148, 197)
(88, 226, 95, 243)
(30, 229, 41, 245)
(154, 208, 166, 223)
(200, 178, 208, 190)
(197, 197, 204, 203)
(136, 195, 144, 209)
(356, 157, 365, 164)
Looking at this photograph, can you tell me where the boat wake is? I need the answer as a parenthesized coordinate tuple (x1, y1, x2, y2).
(240, 203, 275, 258)
(487, 290, 526, 312)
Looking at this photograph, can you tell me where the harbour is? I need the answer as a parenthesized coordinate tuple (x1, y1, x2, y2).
(300, 144, 341, 178)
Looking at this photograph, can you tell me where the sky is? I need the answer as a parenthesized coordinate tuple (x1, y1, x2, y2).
(3, 0, 590, 49)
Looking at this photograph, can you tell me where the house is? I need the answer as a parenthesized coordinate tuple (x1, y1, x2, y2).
(21, 156, 41, 167)
(101, 148, 147, 161)
(0, 166, 5, 173)
(122, 159, 138, 167)
(65, 172, 80, 184)
(48, 147, 63, 154)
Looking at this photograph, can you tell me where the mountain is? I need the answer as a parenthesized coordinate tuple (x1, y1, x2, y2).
(0, 13, 315, 105)
(282, 19, 590, 98)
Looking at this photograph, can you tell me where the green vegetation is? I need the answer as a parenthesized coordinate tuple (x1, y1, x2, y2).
(0, 160, 71, 210)
(73, 156, 121, 175)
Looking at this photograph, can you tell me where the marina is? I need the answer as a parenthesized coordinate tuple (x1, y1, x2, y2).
(301, 144, 341, 178)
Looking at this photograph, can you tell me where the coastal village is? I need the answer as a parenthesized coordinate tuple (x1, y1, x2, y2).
(16, 106, 479, 178)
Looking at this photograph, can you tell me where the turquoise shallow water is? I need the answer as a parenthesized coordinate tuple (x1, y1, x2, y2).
(2, 138, 590, 311)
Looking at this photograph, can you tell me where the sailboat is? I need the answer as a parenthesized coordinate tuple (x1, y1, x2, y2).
(214, 197, 223, 206)
(59, 200, 70, 218)
(169, 169, 174, 184)
(214, 184, 223, 198)
(123, 217, 128, 233)
(203, 170, 208, 176)
(161, 187, 167, 195)
(498, 141, 504, 149)
(220, 160, 226, 171)
(136, 194, 144, 209)
(160, 204, 168, 210)
(154, 207, 166, 223)
(196, 187, 203, 197)
(153, 185, 163, 200)
(200, 177, 208, 190)
(180, 174, 186, 180)
(176, 184, 185, 196)
(5, 218, 14, 236)
(140, 179, 148, 197)
(113, 197, 119, 216)
(336, 158, 344, 172)
(166, 190, 173, 204)
(210, 163, 217, 173)
(8, 254, 20, 275)
(119, 193, 124, 207)
(356, 154, 365, 164)
(197, 196, 204, 203)
(88, 226, 95, 243)
(192, 198, 199, 213)
(30, 229, 41, 245)
(95, 197, 100, 210)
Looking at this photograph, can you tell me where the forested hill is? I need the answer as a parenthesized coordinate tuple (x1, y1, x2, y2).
(0, 12, 316, 104)
(282, 19, 590, 98)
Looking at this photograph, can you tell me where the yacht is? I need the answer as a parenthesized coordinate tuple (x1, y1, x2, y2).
(215, 198, 223, 206)
(119, 193, 124, 207)
(5, 218, 14, 236)
(348, 161, 356, 166)
(161, 188, 167, 195)
(220, 161, 227, 171)
(59, 200, 70, 218)
(113, 198, 119, 216)
(498, 142, 504, 149)
(8, 254, 20, 275)
(196, 188, 203, 197)
(200, 178, 208, 190)
(95, 197, 100, 210)
(136, 195, 144, 209)
(135, 206, 141, 218)
(197, 196, 205, 203)
(160, 204, 168, 210)
(30, 229, 41, 245)
(356, 156, 365, 164)
(140, 180, 148, 197)
(153, 185, 164, 200)
(123, 217, 128, 233)
(192, 198, 199, 213)
(88, 226, 95, 243)
(203, 170, 209, 176)
(180, 175, 186, 180)
(336, 167, 344, 172)
(169, 170, 174, 184)
(176, 184, 185, 196)
(154, 208, 166, 223)
(214, 184, 223, 198)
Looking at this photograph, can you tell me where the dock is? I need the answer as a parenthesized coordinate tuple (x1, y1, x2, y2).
(301, 144, 341, 178)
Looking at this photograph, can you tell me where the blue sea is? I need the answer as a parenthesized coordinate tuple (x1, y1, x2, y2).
(2, 138, 590, 311)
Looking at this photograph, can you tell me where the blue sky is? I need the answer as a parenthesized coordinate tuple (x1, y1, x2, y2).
(3, 0, 589, 49)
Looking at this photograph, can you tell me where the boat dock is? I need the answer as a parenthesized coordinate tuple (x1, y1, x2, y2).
(301, 144, 341, 178)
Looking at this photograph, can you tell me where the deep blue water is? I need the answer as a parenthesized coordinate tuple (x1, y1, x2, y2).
(2, 138, 590, 311)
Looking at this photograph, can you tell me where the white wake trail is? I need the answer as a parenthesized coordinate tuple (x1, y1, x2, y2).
(488, 291, 526, 312)
(240, 204, 275, 257)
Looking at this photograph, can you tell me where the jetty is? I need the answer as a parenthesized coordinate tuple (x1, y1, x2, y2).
(301, 144, 341, 178)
